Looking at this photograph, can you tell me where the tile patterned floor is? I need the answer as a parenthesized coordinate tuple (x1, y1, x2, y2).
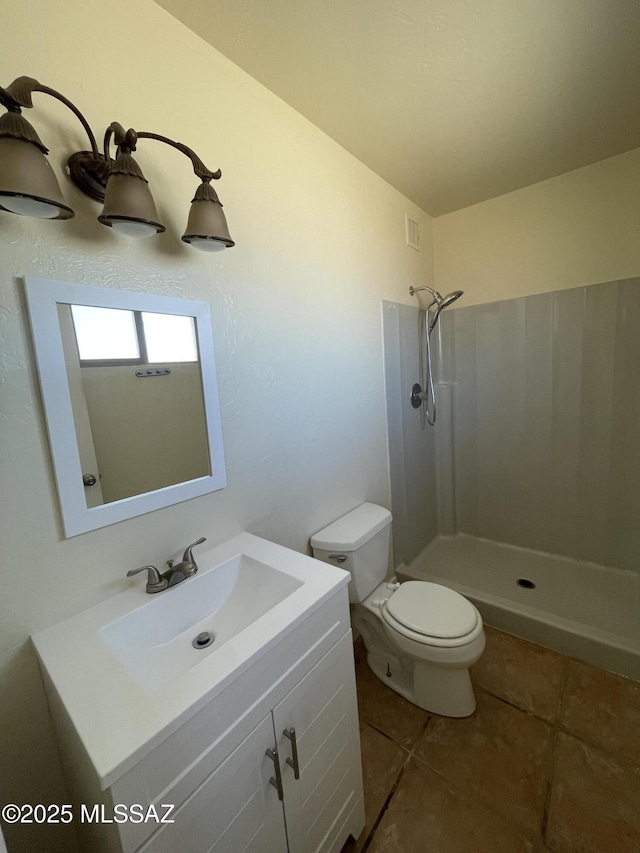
(342, 626, 640, 853)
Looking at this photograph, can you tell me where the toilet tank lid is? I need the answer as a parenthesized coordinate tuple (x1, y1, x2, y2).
(310, 503, 392, 551)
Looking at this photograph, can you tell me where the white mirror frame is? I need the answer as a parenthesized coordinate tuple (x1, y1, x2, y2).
(25, 276, 227, 537)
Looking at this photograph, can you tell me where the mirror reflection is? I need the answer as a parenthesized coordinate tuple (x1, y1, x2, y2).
(57, 304, 210, 507)
(25, 277, 226, 537)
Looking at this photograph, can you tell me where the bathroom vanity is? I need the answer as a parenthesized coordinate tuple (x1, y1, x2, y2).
(32, 534, 364, 853)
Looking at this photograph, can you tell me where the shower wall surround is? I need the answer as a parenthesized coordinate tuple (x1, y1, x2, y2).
(441, 278, 640, 573)
(383, 301, 439, 567)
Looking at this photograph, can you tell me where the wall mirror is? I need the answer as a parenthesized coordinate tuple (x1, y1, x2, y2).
(25, 277, 227, 537)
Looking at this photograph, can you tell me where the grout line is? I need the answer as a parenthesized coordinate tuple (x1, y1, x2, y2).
(477, 686, 550, 720)
(360, 750, 414, 853)
(553, 659, 639, 772)
(556, 652, 570, 723)
(409, 749, 543, 846)
(541, 653, 569, 843)
(360, 718, 420, 754)
(353, 716, 428, 851)
(405, 750, 543, 847)
(408, 713, 432, 756)
(358, 674, 432, 748)
(410, 692, 554, 845)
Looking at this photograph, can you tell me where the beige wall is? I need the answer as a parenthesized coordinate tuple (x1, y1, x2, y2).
(433, 148, 640, 306)
(82, 363, 209, 503)
(0, 2, 433, 851)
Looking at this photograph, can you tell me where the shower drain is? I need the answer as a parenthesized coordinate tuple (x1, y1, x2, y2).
(517, 578, 536, 589)
(192, 631, 215, 649)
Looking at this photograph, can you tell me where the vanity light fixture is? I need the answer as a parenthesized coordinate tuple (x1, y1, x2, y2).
(0, 76, 234, 251)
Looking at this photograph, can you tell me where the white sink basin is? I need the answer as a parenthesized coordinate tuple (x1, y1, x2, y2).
(31, 532, 349, 787)
(100, 554, 303, 692)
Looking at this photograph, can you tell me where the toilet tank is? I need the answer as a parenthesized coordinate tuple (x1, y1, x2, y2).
(310, 503, 392, 603)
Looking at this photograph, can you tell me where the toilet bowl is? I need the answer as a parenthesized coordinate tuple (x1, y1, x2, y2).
(354, 580, 485, 716)
(311, 503, 485, 717)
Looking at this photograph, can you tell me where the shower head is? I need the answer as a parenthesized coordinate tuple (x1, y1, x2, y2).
(440, 290, 464, 308)
(409, 286, 464, 309)
(410, 286, 465, 333)
(430, 289, 464, 329)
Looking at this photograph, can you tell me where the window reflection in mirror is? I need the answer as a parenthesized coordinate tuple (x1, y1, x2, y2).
(58, 304, 210, 507)
(71, 305, 141, 362)
(70, 306, 200, 364)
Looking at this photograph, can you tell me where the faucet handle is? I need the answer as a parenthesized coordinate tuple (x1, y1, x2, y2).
(182, 537, 206, 574)
(127, 565, 169, 594)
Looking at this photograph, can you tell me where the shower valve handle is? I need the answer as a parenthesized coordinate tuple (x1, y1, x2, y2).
(410, 383, 424, 409)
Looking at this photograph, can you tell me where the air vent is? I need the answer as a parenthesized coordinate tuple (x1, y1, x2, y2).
(405, 214, 420, 251)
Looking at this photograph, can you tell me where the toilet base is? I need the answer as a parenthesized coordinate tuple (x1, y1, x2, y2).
(352, 600, 483, 718)
(366, 651, 476, 717)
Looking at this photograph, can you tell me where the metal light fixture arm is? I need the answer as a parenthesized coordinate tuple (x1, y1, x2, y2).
(104, 122, 222, 183)
(0, 76, 101, 159)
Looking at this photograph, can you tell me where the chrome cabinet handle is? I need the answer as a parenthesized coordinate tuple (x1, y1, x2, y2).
(283, 728, 300, 780)
(266, 747, 284, 800)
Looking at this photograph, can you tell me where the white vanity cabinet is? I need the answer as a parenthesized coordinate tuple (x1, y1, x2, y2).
(136, 711, 287, 853)
(134, 632, 362, 853)
(41, 582, 365, 853)
(273, 634, 362, 853)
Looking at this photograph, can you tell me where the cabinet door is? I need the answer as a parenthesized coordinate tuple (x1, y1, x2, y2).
(273, 633, 364, 853)
(138, 713, 287, 853)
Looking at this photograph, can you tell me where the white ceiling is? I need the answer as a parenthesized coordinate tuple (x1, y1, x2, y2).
(155, 0, 640, 215)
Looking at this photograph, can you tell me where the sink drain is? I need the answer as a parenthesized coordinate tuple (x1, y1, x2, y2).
(192, 631, 215, 649)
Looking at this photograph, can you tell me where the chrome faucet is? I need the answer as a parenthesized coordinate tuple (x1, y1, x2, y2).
(127, 537, 207, 593)
(126, 564, 169, 594)
(164, 537, 206, 587)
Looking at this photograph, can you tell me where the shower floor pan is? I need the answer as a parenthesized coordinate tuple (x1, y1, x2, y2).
(398, 534, 640, 681)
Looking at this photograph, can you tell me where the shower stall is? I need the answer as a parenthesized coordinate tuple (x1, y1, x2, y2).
(382, 278, 640, 680)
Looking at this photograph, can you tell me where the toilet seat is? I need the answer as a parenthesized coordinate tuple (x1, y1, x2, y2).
(386, 581, 478, 638)
(381, 581, 482, 648)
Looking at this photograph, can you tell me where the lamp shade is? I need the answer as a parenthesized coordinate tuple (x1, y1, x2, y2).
(0, 133, 74, 220)
(182, 180, 234, 251)
(98, 152, 165, 237)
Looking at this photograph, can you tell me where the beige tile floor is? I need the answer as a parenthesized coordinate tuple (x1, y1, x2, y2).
(342, 626, 640, 853)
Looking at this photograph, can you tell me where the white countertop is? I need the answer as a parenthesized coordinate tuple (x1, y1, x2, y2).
(32, 533, 348, 789)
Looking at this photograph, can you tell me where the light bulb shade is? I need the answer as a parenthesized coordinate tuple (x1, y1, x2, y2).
(98, 152, 165, 235)
(0, 135, 74, 220)
(182, 181, 234, 250)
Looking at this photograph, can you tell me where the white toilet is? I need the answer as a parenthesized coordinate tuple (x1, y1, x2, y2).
(311, 502, 485, 717)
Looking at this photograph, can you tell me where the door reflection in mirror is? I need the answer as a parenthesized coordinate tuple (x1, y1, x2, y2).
(58, 304, 210, 505)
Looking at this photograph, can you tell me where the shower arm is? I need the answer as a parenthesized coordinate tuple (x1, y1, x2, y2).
(409, 286, 440, 330)
(409, 285, 439, 301)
